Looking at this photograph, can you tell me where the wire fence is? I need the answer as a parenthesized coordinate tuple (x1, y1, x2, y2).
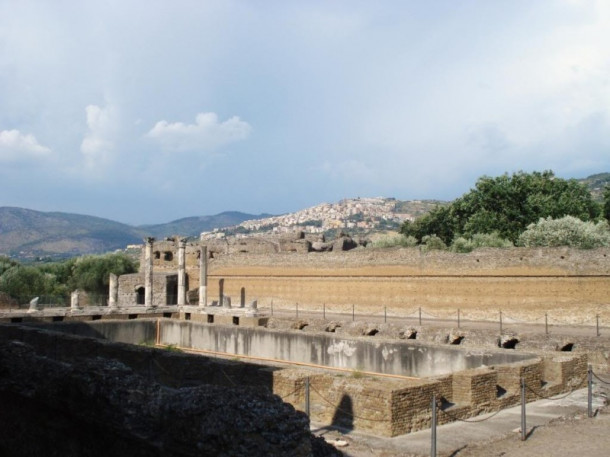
(290, 366, 608, 457)
(2, 291, 606, 337)
(260, 299, 606, 337)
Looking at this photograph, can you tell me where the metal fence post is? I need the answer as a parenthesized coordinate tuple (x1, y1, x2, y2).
(596, 314, 600, 337)
(384, 306, 387, 323)
(545, 313, 548, 335)
(431, 394, 437, 457)
(352, 304, 355, 321)
(296, 303, 299, 318)
(457, 309, 460, 328)
(305, 376, 310, 417)
(521, 377, 526, 441)
(588, 365, 593, 418)
(419, 307, 422, 326)
(500, 310, 503, 335)
(323, 303, 326, 320)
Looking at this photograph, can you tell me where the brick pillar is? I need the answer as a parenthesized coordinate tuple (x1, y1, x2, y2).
(144, 237, 155, 308)
(199, 245, 207, 307)
(177, 238, 186, 305)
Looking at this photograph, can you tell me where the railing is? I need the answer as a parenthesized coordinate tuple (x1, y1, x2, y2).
(259, 298, 606, 337)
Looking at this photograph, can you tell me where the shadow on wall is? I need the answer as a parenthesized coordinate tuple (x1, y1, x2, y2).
(331, 394, 354, 433)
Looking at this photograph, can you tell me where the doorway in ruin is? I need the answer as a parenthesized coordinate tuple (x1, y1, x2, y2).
(167, 280, 178, 305)
(136, 287, 145, 305)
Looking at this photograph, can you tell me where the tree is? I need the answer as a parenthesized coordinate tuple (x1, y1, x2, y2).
(68, 253, 137, 295)
(0, 265, 48, 301)
(0, 256, 18, 276)
(401, 204, 455, 245)
(603, 184, 610, 222)
(401, 171, 601, 244)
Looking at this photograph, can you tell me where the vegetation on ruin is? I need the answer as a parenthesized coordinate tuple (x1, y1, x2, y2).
(370, 234, 418, 249)
(0, 252, 137, 304)
(400, 170, 609, 248)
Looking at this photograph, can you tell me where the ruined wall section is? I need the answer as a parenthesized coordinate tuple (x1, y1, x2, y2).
(208, 246, 610, 276)
(117, 272, 177, 307)
(139, 244, 610, 312)
(202, 247, 610, 315)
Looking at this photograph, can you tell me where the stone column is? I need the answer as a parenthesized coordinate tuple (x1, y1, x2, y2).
(199, 245, 208, 307)
(71, 290, 80, 310)
(177, 238, 186, 306)
(219, 278, 225, 308)
(108, 273, 118, 308)
(144, 237, 155, 308)
(28, 297, 40, 312)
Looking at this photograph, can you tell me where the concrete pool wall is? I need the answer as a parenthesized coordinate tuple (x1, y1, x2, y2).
(11, 319, 589, 436)
(28, 319, 536, 377)
(158, 320, 536, 377)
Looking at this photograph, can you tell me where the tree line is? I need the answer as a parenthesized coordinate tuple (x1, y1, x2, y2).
(400, 170, 610, 251)
(0, 253, 137, 304)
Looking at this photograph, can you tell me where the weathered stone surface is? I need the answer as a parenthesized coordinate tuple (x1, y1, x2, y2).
(331, 236, 358, 252)
(186, 288, 199, 304)
(0, 340, 341, 457)
(279, 238, 311, 253)
(291, 319, 309, 330)
(311, 241, 332, 252)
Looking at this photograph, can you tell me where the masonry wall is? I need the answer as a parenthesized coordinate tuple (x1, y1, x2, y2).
(117, 273, 178, 307)
(201, 247, 610, 319)
(142, 244, 610, 313)
(1, 321, 589, 438)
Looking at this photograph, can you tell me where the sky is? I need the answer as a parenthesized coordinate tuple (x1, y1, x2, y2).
(1, 0, 609, 225)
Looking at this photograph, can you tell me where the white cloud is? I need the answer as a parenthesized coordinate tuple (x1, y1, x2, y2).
(80, 104, 118, 169)
(146, 112, 252, 153)
(0, 129, 51, 163)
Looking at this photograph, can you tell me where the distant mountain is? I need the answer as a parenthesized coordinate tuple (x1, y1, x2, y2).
(0, 208, 269, 260)
(138, 211, 272, 238)
(1, 172, 607, 260)
(0, 207, 146, 260)
(578, 173, 610, 202)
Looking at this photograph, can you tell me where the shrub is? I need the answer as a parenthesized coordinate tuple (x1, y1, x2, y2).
(451, 232, 513, 252)
(450, 237, 474, 253)
(421, 234, 447, 251)
(371, 234, 418, 248)
(518, 216, 610, 248)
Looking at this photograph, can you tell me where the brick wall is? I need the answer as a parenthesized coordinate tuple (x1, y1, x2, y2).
(0, 322, 591, 438)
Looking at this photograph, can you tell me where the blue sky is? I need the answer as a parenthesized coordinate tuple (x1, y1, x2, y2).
(1, 0, 609, 224)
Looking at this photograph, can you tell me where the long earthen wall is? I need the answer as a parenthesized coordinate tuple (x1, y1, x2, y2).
(200, 247, 610, 322)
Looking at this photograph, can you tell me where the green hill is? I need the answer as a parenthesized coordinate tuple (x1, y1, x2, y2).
(139, 211, 272, 239)
(1, 172, 606, 260)
(578, 172, 610, 202)
(0, 207, 146, 260)
(0, 208, 267, 260)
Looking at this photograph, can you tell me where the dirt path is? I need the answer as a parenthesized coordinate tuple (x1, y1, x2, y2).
(453, 409, 610, 457)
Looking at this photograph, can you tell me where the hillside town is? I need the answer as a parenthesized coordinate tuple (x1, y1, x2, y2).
(201, 197, 417, 239)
